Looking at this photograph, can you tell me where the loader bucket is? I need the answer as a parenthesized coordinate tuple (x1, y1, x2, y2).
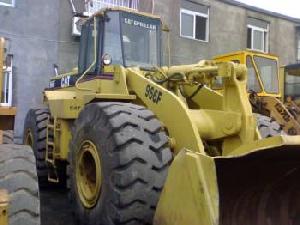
(154, 136, 300, 225)
(217, 145, 300, 225)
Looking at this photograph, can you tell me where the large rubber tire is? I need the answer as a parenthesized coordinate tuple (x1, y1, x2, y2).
(255, 114, 284, 138)
(69, 102, 172, 225)
(2, 130, 13, 144)
(23, 108, 50, 187)
(0, 144, 40, 225)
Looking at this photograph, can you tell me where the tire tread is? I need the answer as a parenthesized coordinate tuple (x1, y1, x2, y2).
(70, 102, 172, 225)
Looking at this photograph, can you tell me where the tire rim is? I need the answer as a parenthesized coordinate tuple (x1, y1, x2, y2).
(76, 140, 102, 208)
(24, 129, 34, 148)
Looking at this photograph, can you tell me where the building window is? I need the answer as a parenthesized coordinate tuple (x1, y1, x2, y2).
(297, 39, 300, 62)
(297, 28, 300, 62)
(0, 0, 15, 7)
(247, 18, 269, 52)
(180, 8, 209, 42)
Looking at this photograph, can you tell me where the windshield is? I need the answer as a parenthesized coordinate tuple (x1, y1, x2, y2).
(121, 12, 161, 67)
(253, 56, 279, 93)
(102, 12, 161, 68)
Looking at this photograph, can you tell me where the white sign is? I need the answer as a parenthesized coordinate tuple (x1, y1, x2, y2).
(124, 18, 157, 30)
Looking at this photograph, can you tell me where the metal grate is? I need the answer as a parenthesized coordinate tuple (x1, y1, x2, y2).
(86, 0, 139, 15)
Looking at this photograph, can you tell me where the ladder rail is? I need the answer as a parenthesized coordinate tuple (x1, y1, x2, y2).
(46, 117, 60, 183)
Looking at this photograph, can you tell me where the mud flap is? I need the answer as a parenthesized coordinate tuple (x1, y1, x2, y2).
(154, 136, 300, 225)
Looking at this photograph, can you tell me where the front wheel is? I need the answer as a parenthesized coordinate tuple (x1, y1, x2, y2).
(69, 102, 172, 225)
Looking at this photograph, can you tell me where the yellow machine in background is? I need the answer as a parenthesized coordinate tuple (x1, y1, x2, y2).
(215, 50, 300, 136)
(24, 8, 300, 225)
(281, 63, 300, 118)
(0, 37, 40, 225)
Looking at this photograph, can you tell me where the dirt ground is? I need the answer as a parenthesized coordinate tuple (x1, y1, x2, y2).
(40, 188, 75, 225)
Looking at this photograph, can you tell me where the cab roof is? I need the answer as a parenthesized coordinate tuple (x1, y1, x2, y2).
(92, 7, 161, 20)
(215, 50, 278, 60)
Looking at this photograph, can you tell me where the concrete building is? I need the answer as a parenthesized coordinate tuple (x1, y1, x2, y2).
(0, 0, 299, 142)
(154, 0, 300, 65)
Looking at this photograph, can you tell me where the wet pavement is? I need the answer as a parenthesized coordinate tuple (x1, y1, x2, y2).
(40, 188, 75, 225)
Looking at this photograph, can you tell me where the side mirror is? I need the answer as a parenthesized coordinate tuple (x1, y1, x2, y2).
(102, 53, 112, 66)
(53, 64, 59, 76)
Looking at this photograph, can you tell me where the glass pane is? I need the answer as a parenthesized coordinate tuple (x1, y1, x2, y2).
(264, 31, 268, 52)
(78, 24, 88, 73)
(298, 40, 300, 60)
(285, 73, 300, 98)
(253, 30, 264, 51)
(195, 16, 207, 41)
(86, 21, 96, 71)
(122, 13, 160, 67)
(254, 56, 279, 93)
(181, 12, 193, 37)
(0, 0, 12, 5)
(181, 1, 209, 14)
(247, 18, 268, 30)
(246, 56, 261, 92)
(103, 12, 123, 65)
(247, 28, 252, 48)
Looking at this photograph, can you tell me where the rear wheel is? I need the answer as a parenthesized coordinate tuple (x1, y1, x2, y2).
(69, 102, 172, 225)
(0, 144, 40, 225)
(23, 108, 50, 187)
(255, 114, 284, 138)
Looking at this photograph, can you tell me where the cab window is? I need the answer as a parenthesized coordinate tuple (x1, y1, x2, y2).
(254, 56, 278, 93)
(246, 56, 261, 92)
(78, 19, 98, 74)
(103, 12, 123, 65)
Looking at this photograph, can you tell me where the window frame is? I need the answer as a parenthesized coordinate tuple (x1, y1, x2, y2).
(253, 55, 279, 94)
(78, 17, 99, 74)
(180, 8, 209, 42)
(247, 24, 269, 53)
(0, 0, 15, 7)
(297, 38, 300, 61)
(246, 55, 263, 93)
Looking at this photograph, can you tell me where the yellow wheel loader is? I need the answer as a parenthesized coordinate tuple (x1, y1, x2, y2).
(215, 50, 300, 136)
(24, 8, 300, 225)
(282, 63, 300, 120)
(0, 38, 40, 225)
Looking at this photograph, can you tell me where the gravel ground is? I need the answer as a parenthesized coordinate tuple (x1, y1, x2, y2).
(40, 188, 75, 225)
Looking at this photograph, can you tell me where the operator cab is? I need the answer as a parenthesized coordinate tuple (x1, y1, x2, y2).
(283, 63, 300, 101)
(78, 8, 162, 75)
(214, 51, 280, 97)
